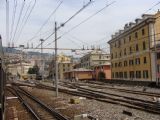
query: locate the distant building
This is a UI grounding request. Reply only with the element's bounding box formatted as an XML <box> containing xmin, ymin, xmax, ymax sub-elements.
<box><xmin>75</xmin><ymin>50</ymin><xmax>110</xmax><ymax>69</ymax></box>
<box><xmin>49</xmin><ymin>53</ymin><xmax>74</xmax><ymax>80</ymax></box>
<box><xmin>7</xmin><ymin>62</ymin><xmax>33</xmax><ymax>76</ymax></box>
<box><xmin>64</xmin><ymin>68</ymin><xmax>93</xmax><ymax>80</ymax></box>
<box><xmin>108</xmin><ymin>11</ymin><xmax>160</xmax><ymax>81</ymax></box>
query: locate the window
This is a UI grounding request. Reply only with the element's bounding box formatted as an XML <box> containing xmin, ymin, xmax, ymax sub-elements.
<box><xmin>115</xmin><ymin>72</ymin><xmax>119</xmax><ymax>78</ymax></box>
<box><xmin>118</xmin><ymin>41</ymin><xmax>121</xmax><ymax>47</ymax></box>
<box><xmin>136</xmin><ymin>44</ymin><xmax>139</xmax><ymax>51</ymax></box>
<box><xmin>143</xmin><ymin>70</ymin><xmax>148</xmax><ymax>78</ymax></box>
<box><xmin>129</xmin><ymin>36</ymin><xmax>131</xmax><ymax>41</ymax></box>
<box><xmin>158</xmin><ymin>65</ymin><xmax>160</xmax><ymax>72</ymax></box>
<box><xmin>143</xmin><ymin>41</ymin><xmax>146</xmax><ymax>50</ymax></box>
<box><xmin>124</xmin><ymin>38</ymin><xmax>126</xmax><ymax>44</ymax></box>
<box><xmin>119</xmin><ymin>51</ymin><xmax>122</xmax><ymax>57</ymax></box>
<box><xmin>135</xmin><ymin>58</ymin><xmax>140</xmax><ymax>65</ymax></box>
<box><xmin>136</xmin><ymin>71</ymin><xmax>141</xmax><ymax>78</ymax></box>
<box><xmin>142</xmin><ymin>29</ymin><xmax>145</xmax><ymax>35</ymax></box>
<box><xmin>118</xmin><ymin>62</ymin><xmax>122</xmax><ymax>67</ymax></box>
<box><xmin>115</xmin><ymin>52</ymin><xmax>117</xmax><ymax>58</ymax></box>
<box><xmin>112</xmin><ymin>72</ymin><xmax>114</xmax><ymax>78</ymax></box>
<box><xmin>144</xmin><ymin>57</ymin><xmax>147</xmax><ymax>64</ymax></box>
<box><xmin>124</xmin><ymin>61</ymin><xmax>128</xmax><ymax>66</ymax></box>
<box><xmin>129</xmin><ymin>60</ymin><xmax>134</xmax><ymax>66</ymax></box>
<box><xmin>115</xmin><ymin>63</ymin><xmax>118</xmax><ymax>67</ymax></box>
<box><xmin>111</xmin><ymin>53</ymin><xmax>113</xmax><ymax>59</ymax></box>
<box><xmin>157</xmin><ymin>53</ymin><xmax>160</xmax><ymax>59</ymax></box>
<box><xmin>111</xmin><ymin>63</ymin><xmax>114</xmax><ymax>68</ymax></box>
<box><xmin>124</xmin><ymin>72</ymin><xmax>127</xmax><ymax>79</ymax></box>
<box><xmin>124</xmin><ymin>48</ymin><xmax>126</xmax><ymax>55</ymax></box>
<box><xmin>135</xmin><ymin>32</ymin><xmax>138</xmax><ymax>38</ymax></box>
<box><xmin>130</xmin><ymin>71</ymin><xmax>134</xmax><ymax>79</ymax></box>
<box><xmin>119</xmin><ymin>72</ymin><xmax>123</xmax><ymax>78</ymax></box>
<box><xmin>130</xmin><ymin>47</ymin><xmax>132</xmax><ymax>54</ymax></box>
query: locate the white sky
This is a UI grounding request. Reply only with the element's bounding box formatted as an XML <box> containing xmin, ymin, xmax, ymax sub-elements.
<box><xmin>0</xmin><ymin>0</ymin><xmax>160</xmax><ymax>56</ymax></box>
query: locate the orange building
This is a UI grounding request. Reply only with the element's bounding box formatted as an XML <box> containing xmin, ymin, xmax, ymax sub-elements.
<box><xmin>94</xmin><ymin>64</ymin><xmax>111</xmax><ymax>80</ymax></box>
<box><xmin>64</xmin><ymin>68</ymin><xmax>93</xmax><ymax>80</ymax></box>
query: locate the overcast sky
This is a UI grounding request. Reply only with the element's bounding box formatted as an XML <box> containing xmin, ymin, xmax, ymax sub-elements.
<box><xmin>0</xmin><ymin>0</ymin><xmax>160</xmax><ymax>55</ymax></box>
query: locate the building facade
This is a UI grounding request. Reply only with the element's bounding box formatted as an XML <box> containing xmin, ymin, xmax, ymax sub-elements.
<box><xmin>77</xmin><ymin>50</ymin><xmax>110</xmax><ymax>69</ymax></box>
<box><xmin>49</xmin><ymin>54</ymin><xmax>73</xmax><ymax>80</ymax></box>
<box><xmin>94</xmin><ymin>64</ymin><xmax>111</xmax><ymax>80</ymax></box>
<box><xmin>108</xmin><ymin>11</ymin><xmax>160</xmax><ymax>81</ymax></box>
<box><xmin>64</xmin><ymin>68</ymin><xmax>93</xmax><ymax>80</ymax></box>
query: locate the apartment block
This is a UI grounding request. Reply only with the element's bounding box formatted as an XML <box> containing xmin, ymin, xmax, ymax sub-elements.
<box><xmin>108</xmin><ymin>11</ymin><xmax>160</xmax><ymax>81</ymax></box>
<box><xmin>77</xmin><ymin>50</ymin><xmax>110</xmax><ymax>69</ymax></box>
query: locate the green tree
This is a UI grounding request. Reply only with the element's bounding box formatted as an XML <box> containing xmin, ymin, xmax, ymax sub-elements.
<box><xmin>28</xmin><ymin>68</ymin><xmax>34</xmax><ymax>74</ymax></box>
<box><xmin>28</xmin><ymin>65</ymin><xmax>39</xmax><ymax>75</ymax></box>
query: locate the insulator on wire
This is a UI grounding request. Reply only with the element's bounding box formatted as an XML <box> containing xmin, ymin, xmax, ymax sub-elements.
<box><xmin>8</xmin><ymin>42</ymin><xmax>10</xmax><ymax>48</ymax></box>
<box><xmin>82</xmin><ymin>45</ymin><xmax>85</xmax><ymax>50</ymax></box>
<box><xmin>99</xmin><ymin>46</ymin><xmax>101</xmax><ymax>50</ymax></box>
<box><xmin>91</xmin><ymin>45</ymin><xmax>94</xmax><ymax>50</ymax></box>
<box><xmin>12</xmin><ymin>42</ymin><xmax>14</xmax><ymax>48</ymax></box>
<box><xmin>27</xmin><ymin>43</ymin><xmax>29</xmax><ymax>48</ymax></box>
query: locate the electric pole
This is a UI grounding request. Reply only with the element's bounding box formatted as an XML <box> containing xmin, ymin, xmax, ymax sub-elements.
<box><xmin>55</xmin><ymin>22</ymin><xmax>58</xmax><ymax>97</ymax></box>
<box><xmin>40</xmin><ymin>39</ymin><xmax>44</xmax><ymax>81</ymax></box>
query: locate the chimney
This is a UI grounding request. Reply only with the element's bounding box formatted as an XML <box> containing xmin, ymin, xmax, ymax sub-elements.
<box><xmin>111</xmin><ymin>34</ymin><xmax>116</xmax><ymax>39</ymax></box>
<box><xmin>124</xmin><ymin>23</ymin><xmax>129</xmax><ymax>30</ymax></box>
<box><xmin>115</xmin><ymin>32</ymin><xmax>120</xmax><ymax>37</ymax></box>
<box><xmin>135</xmin><ymin>18</ymin><xmax>142</xmax><ymax>24</ymax></box>
<box><xmin>142</xmin><ymin>14</ymin><xmax>153</xmax><ymax>19</ymax></box>
<box><xmin>119</xmin><ymin>30</ymin><xmax>124</xmax><ymax>34</ymax></box>
<box><xmin>129</xmin><ymin>22</ymin><xmax>136</xmax><ymax>27</ymax></box>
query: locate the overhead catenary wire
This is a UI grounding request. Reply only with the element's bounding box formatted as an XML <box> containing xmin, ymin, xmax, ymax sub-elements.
<box><xmin>10</xmin><ymin>0</ymin><xmax>17</xmax><ymax>44</ymax></box>
<box><xmin>34</xmin><ymin>0</ymin><xmax>93</xmax><ymax>49</ymax></box>
<box><xmin>59</xmin><ymin>1</ymin><xmax>116</xmax><ymax>39</ymax></box>
<box><xmin>16</xmin><ymin>0</ymin><xmax>36</xmax><ymax>43</ymax></box>
<box><xmin>60</xmin><ymin>0</ymin><xmax>94</xmax><ymax>27</ymax></box>
<box><xmin>25</xmin><ymin>1</ymin><xmax>63</xmax><ymax>44</ymax></box>
<box><xmin>6</xmin><ymin>0</ymin><xmax>9</xmax><ymax>46</ymax></box>
<box><xmin>144</xmin><ymin>1</ymin><xmax>160</xmax><ymax>14</ymax></box>
<box><xmin>12</xmin><ymin>0</ymin><xmax>26</xmax><ymax>43</ymax></box>
<box><xmin>37</xmin><ymin>1</ymin><xmax>115</xmax><ymax>49</ymax></box>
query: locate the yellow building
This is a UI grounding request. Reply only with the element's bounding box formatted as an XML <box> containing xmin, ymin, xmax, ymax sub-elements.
<box><xmin>108</xmin><ymin>11</ymin><xmax>160</xmax><ymax>81</ymax></box>
<box><xmin>49</xmin><ymin>53</ymin><xmax>73</xmax><ymax>80</ymax></box>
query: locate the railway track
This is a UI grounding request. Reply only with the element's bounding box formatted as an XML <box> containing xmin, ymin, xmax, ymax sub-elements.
<box><xmin>7</xmin><ymin>86</ymin><xmax>69</xmax><ymax>120</ymax></box>
<box><xmin>35</xmin><ymin>82</ymin><xmax>160</xmax><ymax>115</ymax></box>
<box><xmin>71</xmin><ymin>81</ymin><xmax>160</xmax><ymax>98</ymax></box>
<box><xmin>6</xmin><ymin>89</ymin><xmax>34</xmax><ymax>120</ymax></box>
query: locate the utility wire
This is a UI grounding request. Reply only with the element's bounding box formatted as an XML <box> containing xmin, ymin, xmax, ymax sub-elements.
<box><xmin>59</xmin><ymin>1</ymin><xmax>116</xmax><ymax>39</ymax></box>
<box><xmin>10</xmin><ymin>0</ymin><xmax>17</xmax><ymax>43</ymax></box>
<box><xmin>60</xmin><ymin>0</ymin><xmax>94</xmax><ymax>27</ymax></box>
<box><xmin>16</xmin><ymin>0</ymin><xmax>36</xmax><ymax>43</ymax></box>
<box><xmin>12</xmin><ymin>0</ymin><xmax>26</xmax><ymax>42</ymax></box>
<box><xmin>34</xmin><ymin>0</ymin><xmax>93</xmax><ymax>49</ymax></box>
<box><xmin>43</xmin><ymin>1</ymin><xmax>115</xmax><ymax>48</ymax></box>
<box><xmin>26</xmin><ymin>1</ymin><xmax>63</xmax><ymax>43</ymax></box>
<box><xmin>144</xmin><ymin>1</ymin><xmax>160</xmax><ymax>14</ymax></box>
<box><xmin>6</xmin><ymin>0</ymin><xmax>9</xmax><ymax>46</ymax></box>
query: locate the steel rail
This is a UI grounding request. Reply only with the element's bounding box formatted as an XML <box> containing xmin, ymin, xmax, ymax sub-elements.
<box><xmin>7</xmin><ymin>88</ymin><xmax>41</xmax><ymax>120</ymax></box>
<box><xmin>36</xmin><ymin>83</ymin><xmax>160</xmax><ymax>115</ymax></box>
<box><xmin>16</xmin><ymin>86</ymin><xmax>69</xmax><ymax>120</ymax></box>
